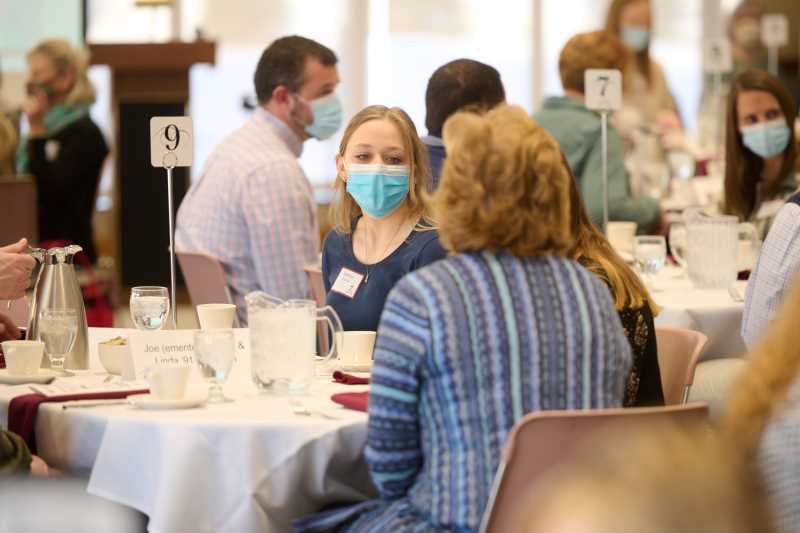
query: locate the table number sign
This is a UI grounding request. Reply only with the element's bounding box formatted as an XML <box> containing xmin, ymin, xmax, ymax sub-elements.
<box><xmin>149</xmin><ymin>116</ymin><xmax>194</xmax><ymax>330</ymax></box>
<box><xmin>703</xmin><ymin>39</ymin><xmax>732</xmax><ymax>74</ymax></box>
<box><xmin>584</xmin><ymin>69</ymin><xmax>622</xmax><ymax>112</ymax></box>
<box><xmin>150</xmin><ymin>117</ymin><xmax>193</xmax><ymax>168</ymax></box>
<box><xmin>584</xmin><ymin>69</ymin><xmax>622</xmax><ymax>234</ymax></box>
<box><xmin>126</xmin><ymin>329</ymin><xmax>251</xmax><ymax>384</ymax></box>
<box><xmin>761</xmin><ymin>13</ymin><xmax>788</xmax><ymax>75</ymax></box>
<box><xmin>761</xmin><ymin>14</ymin><xmax>789</xmax><ymax>48</ymax></box>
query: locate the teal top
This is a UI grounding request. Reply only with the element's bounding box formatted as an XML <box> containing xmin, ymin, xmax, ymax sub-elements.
<box><xmin>534</xmin><ymin>96</ymin><xmax>660</xmax><ymax>231</ymax></box>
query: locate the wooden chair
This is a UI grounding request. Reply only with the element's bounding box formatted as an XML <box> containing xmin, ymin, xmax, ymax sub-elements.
<box><xmin>479</xmin><ymin>403</ymin><xmax>709</xmax><ymax>533</ymax></box>
<box><xmin>0</xmin><ymin>176</ymin><xmax>38</xmax><ymax>246</ymax></box>
<box><xmin>655</xmin><ymin>326</ymin><xmax>708</xmax><ymax>404</ymax></box>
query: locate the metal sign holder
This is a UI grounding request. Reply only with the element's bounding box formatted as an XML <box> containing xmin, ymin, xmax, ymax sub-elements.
<box><xmin>163</xmin><ymin>153</ymin><xmax>178</xmax><ymax>330</ymax></box>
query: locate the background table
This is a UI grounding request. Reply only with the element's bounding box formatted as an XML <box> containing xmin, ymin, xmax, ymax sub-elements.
<box><xmin>0</xmin><ymin>328</ymin><xmax>375</xmax><ymax>533</ymax></box>
<box><xmin>651</xmin><ymin>266</ymin><xmax>746</xmax><ymax>359</ymax></box>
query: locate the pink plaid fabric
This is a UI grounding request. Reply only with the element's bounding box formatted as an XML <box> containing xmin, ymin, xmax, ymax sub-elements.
<box><xmin>176</xmin><ymin>108</ymin><xmax>319</xmax><ymax>322</ymax></box>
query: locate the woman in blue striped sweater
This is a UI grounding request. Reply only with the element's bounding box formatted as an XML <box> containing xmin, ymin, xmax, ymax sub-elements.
<box><xmin>295</xmin><ymin>105</ymin><xmax>632</xmax><ymax>532</ymax></box>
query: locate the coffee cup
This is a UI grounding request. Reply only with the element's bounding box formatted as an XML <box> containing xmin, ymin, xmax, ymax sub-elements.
<box><xmin>606</xmin><ymin>221</ymin><xmax>637</xmax><ymax>254</ymax></box>
<box><xmin>335</xmin><ymin>331</ymin><xmax>376</xmax><ymax>367</ymax></box>
<box><xmin>2</xmin><ymin>340</ymin><xmax>43</xmax><ymax>376</ymax></box>
<box><xmin>147</xmin><ymin>366</ymin><xmax>190</xmax><ymax>400</ymax></box>
<box><xmin>196</xmin><ymin>304</ymin><xmax>236</xmax><ymax>330</ymax></box>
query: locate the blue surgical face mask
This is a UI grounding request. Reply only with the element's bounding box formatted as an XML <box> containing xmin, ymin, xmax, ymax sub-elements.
<box><xmin>346</xmin><ymin>164</ymin><xmax>410</xmax><ymax>219</ymax></box>
<box><xmin>621</xmin><ymin>25</ymin><xmax>650</xmax><ymax>52</ymax></box>
<box><xmin>740</xmin><ymin>120</ymin><xmax>791</xmax><ymax>159</ymax></box>
<box><xmin>295</xmin><ymin>93</ymin><xmax>343</xmax><ymax>140</ymax></box>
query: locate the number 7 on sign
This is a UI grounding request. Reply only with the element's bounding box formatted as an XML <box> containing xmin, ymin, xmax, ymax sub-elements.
<box><xmin>584</xmin><ymin>69</ymin><xmax>622</xmax><ymax>112</ymax></box>
<box><xmin>150</xmin><ymin>117</ymin><xmax>193</xmax><ymax>169</ymax></box>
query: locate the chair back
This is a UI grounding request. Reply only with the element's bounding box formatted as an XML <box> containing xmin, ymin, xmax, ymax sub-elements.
<box><xmin>656</xmin><ymin>326</ymin><xmax>708</xmax><ymax>404</ymax></box>
<box><xmin>176</xmin><ymin>251</ymin><xmax>234</xmax><ymax>306</ymax></box>
<box><xmin>304</xmin><ymin>264</ymin><xmax>330</xmax><ymax>354</ymax></box>
<box><xmin>1</xmin><ymin>297</ymin><xmax>30</xmax><ymax>328</ymax></box>
<box><xmin>480</xmin><ymin>403</ymin><xmax>709</xmax><ymax>533</ymax></box>
<box><xmin>304</xmin><ymin>265</ymin><xmax>326</xmax><ymax>307</ymax></box>
<box><xmin>0</xmin><ymin>176</ymin><xmax>38</xmax><ymax>246</ymax></box>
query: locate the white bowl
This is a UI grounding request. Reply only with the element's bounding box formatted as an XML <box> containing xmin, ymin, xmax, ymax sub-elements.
<box><xmin>98</xmin><ymin>342</ymin><xmax>129</xmax><ymax>375</ymax></box>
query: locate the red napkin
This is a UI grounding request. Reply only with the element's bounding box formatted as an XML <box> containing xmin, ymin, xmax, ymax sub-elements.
<box><xmin>332</xmin><ymin>370</ymin><xmax>370</xmax><ymax>385</ymax></box>
<box><xmin>8</xmin><ymin>389</ymin><xmax>148</xmax><ymax>453</ymax></box>
<box><xmin>331</xmin><ymin>391</ymin><xmax>369</xmax><ymax>412</ymax></box>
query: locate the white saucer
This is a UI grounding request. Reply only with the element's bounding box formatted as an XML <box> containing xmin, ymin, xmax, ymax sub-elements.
<box><xmin>128</xmin><ymin>393</ymin><xmax>207</xmax><ymax>410</ymax></box>
<box><xmin>0</xmin><ymin>369</ymin><xmax>58</xmax><ymax>385</ymax></box>
<box><xmin>337</xmin><ymin>363</ymin><xmax>372</xmax><ymax>373</ymax></box>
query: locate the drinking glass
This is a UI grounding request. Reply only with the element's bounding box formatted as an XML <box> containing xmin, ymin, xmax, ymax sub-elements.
<box><xmin>38</xmin><ymin>308</ymin><xmax>78</xmax><ymax>374</ymax></box>
<box><xmin>634</xmin><ymin>235</ymin><xmax>667</xmax><ymax>290</ymax></box>
<box><xmin>193</xmin><ymin>329</ymin><xmax>235</xmax><ymax>403</ymax></box>
<box><xmin>130</xmin><ymin>286</ymin><xmax>169</xmax><ymax>330</ymax></box>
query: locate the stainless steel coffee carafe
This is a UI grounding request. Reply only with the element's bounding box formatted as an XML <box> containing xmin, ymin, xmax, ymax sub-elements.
<box><xmin>27</xmin><ymin>245</ymin><xmax>89</xmax><ymax>369</ymax></box>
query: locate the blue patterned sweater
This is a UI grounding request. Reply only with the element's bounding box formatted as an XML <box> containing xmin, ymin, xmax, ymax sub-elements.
<box><xmin>296</xmin><ymin>252</ymin><xmax>632</xmax><ymax>532</ymax></box>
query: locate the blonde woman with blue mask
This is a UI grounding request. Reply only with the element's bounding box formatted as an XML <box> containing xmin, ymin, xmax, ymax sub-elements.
<box><xmin>322</xmin><ymin>105</ymin><xmax>445</xmax><ymax>332</ymax></box>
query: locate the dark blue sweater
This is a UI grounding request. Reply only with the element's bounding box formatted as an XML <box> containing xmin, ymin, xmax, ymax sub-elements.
<box><xmin>322</xmin><ymin>226</ymin><xmax>446</xmax><ymax>331</ymax></box>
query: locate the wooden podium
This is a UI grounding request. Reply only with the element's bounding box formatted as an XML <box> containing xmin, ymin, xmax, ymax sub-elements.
<box><xmin>89</xmin><ymin>42</ymin><xmax>215</xmax><ymax>287</ymax></box>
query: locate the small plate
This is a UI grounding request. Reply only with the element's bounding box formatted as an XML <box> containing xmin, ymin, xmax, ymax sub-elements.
<box><xmin>0</xmin><ymin>369</ymin><xmax>58</xmax><ymax>385</ymax></box>
<box><xmin>128</xmin><ymin>393</ymin><xmax>207</xmax><ymax>410</ymax></box>
<box><xmin>337</xmin><ymin>363</ymin><xmax>372</xmax><ymax>373</ymax></box>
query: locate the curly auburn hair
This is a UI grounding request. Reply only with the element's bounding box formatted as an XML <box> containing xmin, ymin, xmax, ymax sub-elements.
<box><xmin>559</xmin><ymin>30</ymin><xmax>631</xmax><ymax>94</ymax></box>
<box><xmin>433</xmin><ymin>105</ymin><xmax>573</xmax><ymax>257</ymax></box>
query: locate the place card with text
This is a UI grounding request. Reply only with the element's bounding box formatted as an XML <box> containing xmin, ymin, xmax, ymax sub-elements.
<box><xmin>127</xmin><ymin>329</ymin><xmax>251</xmax><ymax>384</ymax></box>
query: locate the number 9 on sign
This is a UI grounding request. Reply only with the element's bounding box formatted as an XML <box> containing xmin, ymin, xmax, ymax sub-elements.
<box><xmin>150</xmin><ymin>116</ymin><xmax>193</xmax><ymax>168</ymax></box>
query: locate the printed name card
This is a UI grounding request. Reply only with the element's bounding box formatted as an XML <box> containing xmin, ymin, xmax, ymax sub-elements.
<box><xmin>127</xmin><ymin>329</ymin><xmax>251</xmax><ymax>384</ymax></box>
<box><xmin>584</xmin><ymin>69</ymin><xmax>622</xmax><ymax>112</ymax></box>
<box><xmin>704</xmin><ymin>39</ymin><xmax>732</xmax><ymax>74</ymax></box>
<box><xmin>150</xmin><ymin>116</ymin><xmax>194</xmax><ymax>168</ymax></box>
<box><xmin>761</xmin><ymin>14</ymin><xmax>789</xmax><ymax>48</ymax></box>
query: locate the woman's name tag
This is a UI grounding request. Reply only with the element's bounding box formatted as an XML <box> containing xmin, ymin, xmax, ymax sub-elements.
<box><xmin>331</xmin><ymin>267</ymin><xmax>365</xmax><ymax>299</ymax></box>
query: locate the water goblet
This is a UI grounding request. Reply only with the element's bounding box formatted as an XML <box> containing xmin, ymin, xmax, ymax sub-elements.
<box><xmin>38</xmin><ymin>308</ymin><xmax>78</xmax><ymax>375</ymax></box>
<box><xmin>130</xmin><ymin>286</ymin><xmax>169</xmax><ymax>330</ymax></box>
<box><xmin>634</xmin><ymin>235</ymin><xmax>667</xmax><ymax>290</ymax></box>
<box><xmin>193</xmin><ymin>329</ymin><xmax>235</xmax><ymax>403</ymax></box>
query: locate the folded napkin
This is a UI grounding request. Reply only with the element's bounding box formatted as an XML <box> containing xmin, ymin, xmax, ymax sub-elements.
<box><xmin>331</xmin><ymin>391</ymin><xmax>369</xmax><ymax>412</ymax></box>
<box><xmin>332</xmin><ymin>370</ymin><xmax>370</xmax><ymax>385</ymax></box>
<box><xmin>8</xmin><ymin>389</ymin><xmax>148</xmax><ymax>453</ymax></box>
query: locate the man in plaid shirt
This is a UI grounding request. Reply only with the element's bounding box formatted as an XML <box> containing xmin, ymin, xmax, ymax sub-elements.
<box><xmin>177</xmin><ymin>36</ymin><xmax>342</xmax><ymax>323</ymax></box>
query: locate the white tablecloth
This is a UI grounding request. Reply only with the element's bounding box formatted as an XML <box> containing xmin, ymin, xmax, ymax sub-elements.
<box><xmin>651</xmin><ymin>266</ymin><xmax>746</xmax><ymax>358</ymax></box>
<box><xmin>0</xmin><ymin>328</ymin><xmax>375</xmax><ymax>533</ymax></box>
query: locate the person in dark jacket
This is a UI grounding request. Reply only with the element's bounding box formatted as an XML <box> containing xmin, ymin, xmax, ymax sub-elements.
<box><xmin>422</xmin><ymin>58</ymin><xmax>505</xmax><ymax>190</ymax></box>
<box><xmin>18</xmin><ymin>39</ymin><xmax>108</xmax><ymax>262</ymax></box>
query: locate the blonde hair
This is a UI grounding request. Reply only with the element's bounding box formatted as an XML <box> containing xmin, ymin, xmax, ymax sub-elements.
<box><xmin>522</xmin><ymin>421</ymin><xmax>771</xmax><ymax>533</ymax></box>
<box><xmin>434</xmin><ymin>105</ymin><xmax>573</xmax><ymax>257</ymax></box>
<box><xmin>559</xmin><ymin>30</ymin><xmax>630</xmax><ymax>94</ymax></box>
<box><xmin>605</xmin><ymin>0</ymin><xmax>653</xmax><ymax>82</ymax></box>
<box><xmin>723</xmin><ymin>273</ymin><xmax>800</xmax><ymax>455</ymax></box>
<box><xmin>563</xmin><ymin>160</ymin><xmax>658</xmax><ymax>314</ymax></box>
<box><xmin>331</xmin><ymin>105</ymin><xmax>431</xmax><ymax>234</ymax></box>
<box><xmin>28</xmin><ymin>39</ymin><xmax>95</xmax><ymax>106</ymax></box>
<box><xmin>0</xmin><ymin>114</ymin><xmax>17</xmax><ymax>175</ymax></box>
